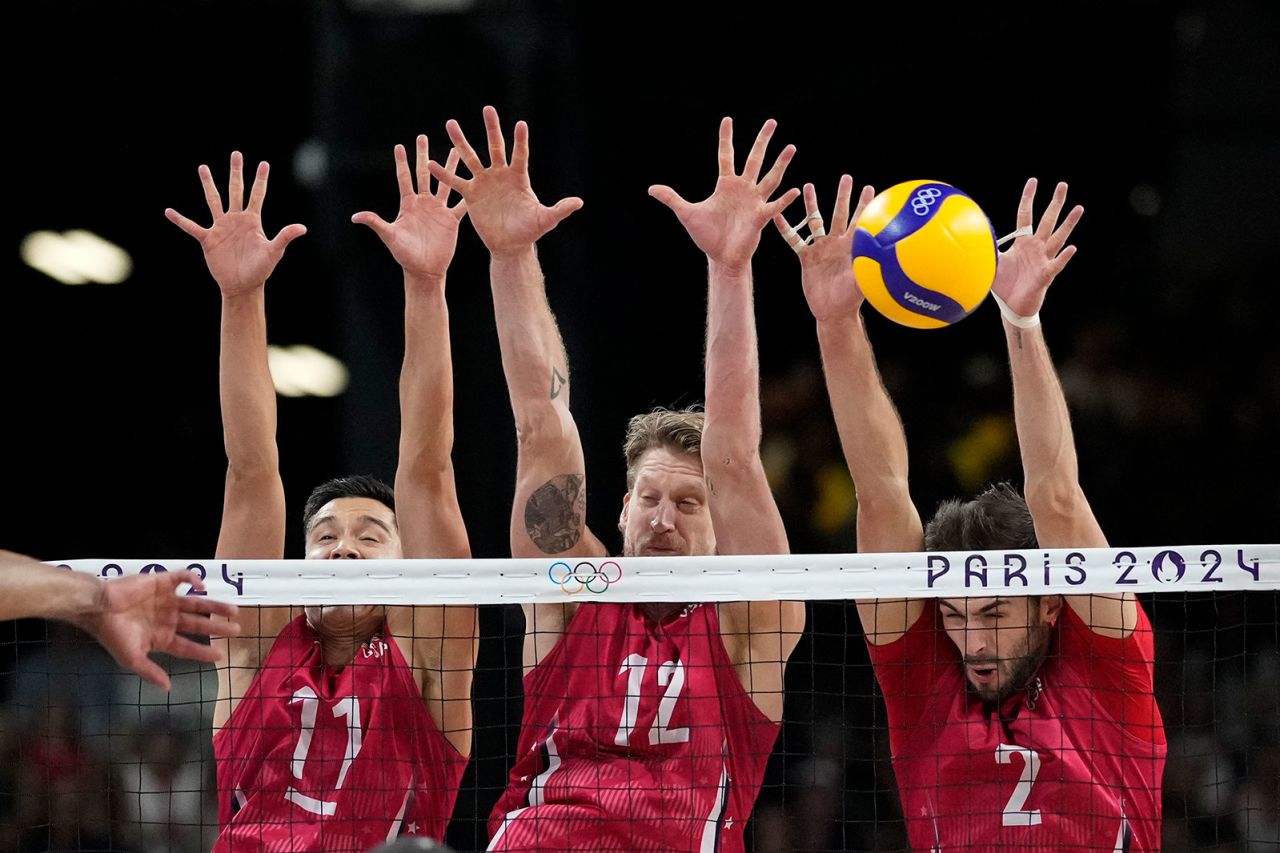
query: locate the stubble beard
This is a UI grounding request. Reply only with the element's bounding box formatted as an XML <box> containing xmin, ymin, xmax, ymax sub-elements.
<box><xmin>969</xmin><ymin>621</ymin><xmax>1054</xmax><ymax>705</ymax></box>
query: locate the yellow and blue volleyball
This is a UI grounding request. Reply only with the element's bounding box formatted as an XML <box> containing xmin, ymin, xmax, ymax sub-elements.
<box><xmin>852</xmin><ymin>180</ymin><xmax>997</xmax><ymax>329</ymax></box>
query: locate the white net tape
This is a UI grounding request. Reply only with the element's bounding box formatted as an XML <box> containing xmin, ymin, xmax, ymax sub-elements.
<box><xmin>54</xmin><ymin>544</ymin><xmax>1280</xmax><ymax>603</ymax></box>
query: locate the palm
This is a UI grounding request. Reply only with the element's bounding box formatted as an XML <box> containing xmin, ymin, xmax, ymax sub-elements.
<box><xmin>428</xmin><ymin>109</ymin><xmax>583</xmax><ymax>256</ymax></box>
<box><xmin>378</xmin><ymin>195</ymin><xmax>461</xmax><ymax>278</ymax></box>
<box><xmin>650</xmin><ymin>117</ymin><xmax>798</xmax><ymax>271</ymax></box>
<box><xmin>165</xmin><ymin>153</ymin><xmax>306</xmax><ymax>296</ymax></box>
<box><xmin>353</xmin><ymin>136</ymin><xmax>467</xmax><ymax>280</ymax></box>
<box><xmin>991</xmin><ymin>178</ymin><xmax>1083</xmax><ymax>317</ymax></box>
<box><xmin>465</xmin><ymin>171</ymin><xmax>560</xmax><ymax>253</ymax></box>
<box><xmin>673</xmin><ymin>177</ymin><xmax>775</xmax><ymax>267</ymax></box>
<box><xmin>200</xmin><ymin>213</ymin><xmax>284</xmax><ymax>296</ymax></box>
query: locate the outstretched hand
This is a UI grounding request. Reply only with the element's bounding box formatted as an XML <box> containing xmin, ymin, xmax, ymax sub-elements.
<box><xmin>428</xmin><ymin>106</ymin><xmax>582</xmax><ymax>256</ymax></box>
<box><xmin>992</xmin><ymin>178</ymin><xmax>1083</xmax><ymax>317</ymax></box>
<box><xmin>77</xmin><ymin>570</ymin><xmax>241</xmax><ymax>690</ymax></box>
<box><xmin>649</xmin><ymin>117</ymin><xmax>800</xmax><ymax>273</ymax></box>
<box><xmin>165</xmin><ymin>152</ymin><xmax>307</xmax><ymax>297</ymax></box>
<box><xmin>352</xmin><ymin>135</ymin><xmax>467</xmax><ymax>281</ymax></box>
<box><xmin>774</xmin><ymin>176</ymin><xmax>875</xmax><ymax>323</ymax></box>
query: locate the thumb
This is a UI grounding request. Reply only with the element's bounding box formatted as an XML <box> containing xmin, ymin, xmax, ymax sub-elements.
<box><xmin>270</xmin><ymin>223</ymin><xmax>308</xmax><ymax>250</ymax></box>
<box><xmin>766</xmin><ymin>187</ymin><xmax>802</xmax><ymax>219</ymax></box>
<box><xmin>164</xmin><ymin>208</ymin><xmax>206</xmax><ymax>241</ymax></box>
<box><xmin>648</xmin><ymin>185</ymin><xmax>689</xmax><ymax>213</ymax></box>
<box><xmin>350</xmin><ymin>211</ymin><xmax>391</xmax><ymax>237</ymax></box>
<box><xmin>128</xmin><ymin>653</ymin><xmax>171</xmax><ymax>691</ymax></box>
<box><xmin>547</xmin><ymin>196</ymin><xmax>584</xmax><ymax>226</ymax></box>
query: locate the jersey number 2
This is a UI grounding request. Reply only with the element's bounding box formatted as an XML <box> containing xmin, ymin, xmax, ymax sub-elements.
<box><xmin>614</xmin><ymin>654</ymin><xmax>691</xmax><ymax>746</ymax></box>
<box><xmin>996</xmin><ymin>743</ymin><xmax>1042</xmax><ymax>826</ymax></box>
<box><xmin>286</xmin><ymin>687</ymin><xmax>365</xmax><ymax>816</ymax></box>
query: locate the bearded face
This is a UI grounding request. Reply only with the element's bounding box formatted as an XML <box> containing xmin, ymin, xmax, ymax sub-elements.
<box><xmin>938</xmin><ymin>596</ymin><xmax>1060</xmax><ymax>704</ymax></box>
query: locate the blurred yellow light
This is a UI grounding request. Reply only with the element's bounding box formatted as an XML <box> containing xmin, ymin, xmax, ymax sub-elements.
<box><xmin>267</xmin><ymin>345</ymin><xmax>349</xmax><ymax>398</ymax></box>
<box><xmin>21</xmin><ymin>230</ymin><xmax>132</xmax><ymax>285</ymax></box>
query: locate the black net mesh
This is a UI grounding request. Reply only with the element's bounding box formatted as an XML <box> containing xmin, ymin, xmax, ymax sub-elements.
<box><xmin>3</xmin><ymin>588</ymin><xmax>1277</xmax><ymax>852</ymax></box>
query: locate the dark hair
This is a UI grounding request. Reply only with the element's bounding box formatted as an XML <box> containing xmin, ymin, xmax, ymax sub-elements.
<box><xmin>623</xmin><ymin>407</ymin><xmax>705</xmax><ymax>490</ymax></box>
<box><xmin>302</xmin><ymin>475</ymin><xmax>396</xmax><ymax>532</ymax></box>
<box><xmin>924</xmin><ymin>482</ymin><xmax>1038</xmax><ymax>551</ymax></box>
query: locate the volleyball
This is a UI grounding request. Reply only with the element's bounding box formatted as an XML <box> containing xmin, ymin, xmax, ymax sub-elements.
<box><xmin>852</xmin><ymin>180</ymin><xmax>997</xmax><ymax>329</ymax></box>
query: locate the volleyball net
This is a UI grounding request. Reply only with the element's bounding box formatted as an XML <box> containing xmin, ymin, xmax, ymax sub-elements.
<box><xmin>2</xmin><ymin>545</ymin><xmax>1277</xmax><ymax>852</ymax></box>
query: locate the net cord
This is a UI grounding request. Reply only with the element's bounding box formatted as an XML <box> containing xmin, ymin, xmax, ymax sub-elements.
<box><xmin>50</xmin><ymin>543</ymin><xmax>1280</xmax><ymax>604</ymax></box>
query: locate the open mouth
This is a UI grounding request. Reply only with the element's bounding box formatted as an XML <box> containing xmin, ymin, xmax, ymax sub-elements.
<box><xmin>967</xmin><ymin>664</ymin><xmax>998</xmax><ymax>684</ymax></box>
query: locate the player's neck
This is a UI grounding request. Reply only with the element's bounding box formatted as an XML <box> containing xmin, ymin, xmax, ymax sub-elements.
<box><xmin>639</xmin><ymin>602</ymin><xmax>689</xmax><ymax>624</ymax></box>
<box><xmin>315</xmin><ymin>636</ymin><xmax>366</xmax><ymax>668</ymax></box>
<box><xmin>308</xmin><ymin>617</ymin><xmax>385</xmax><ymax>668</ymax></box>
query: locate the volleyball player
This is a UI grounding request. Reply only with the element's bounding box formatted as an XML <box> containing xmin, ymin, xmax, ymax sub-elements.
<box><xmin>0</xmin><ymin>549</ymin><xmax>239</xmax><ymax>689</ymax></box>
<box><xmin>782</xmin><ymin>176</ymin><xmax>1166</xmax><ymax>849</ymax></box>
<box><xmin>165</xmin><ymin>143</ymin><xmax>477</xmax><ymax>851</ymax></box>
<box><xmin>427</xmin><ymin>107</ymin><xmax>805</xmax><ymax>851</ymax></box>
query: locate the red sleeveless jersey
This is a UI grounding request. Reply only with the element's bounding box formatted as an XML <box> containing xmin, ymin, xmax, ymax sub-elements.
<box><xmin>868</xmin><ymin>602</ymin><xmax>1167</xmax><ymax>852</ymax></box>
<box><xmin>213</xmin><ymin>616</ymin><xmax>468</xmax><ymax>852</ymax></box>
<box><xmin>488</xmin><ymin>602</ymin><xmax>780</xmax><ymax>852</ymax></box>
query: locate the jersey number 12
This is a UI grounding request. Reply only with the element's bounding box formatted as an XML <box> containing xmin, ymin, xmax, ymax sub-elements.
<box><xmin>614</xmin><ymin>654</ymin><xmax>691</xmax><ymax>746</ymax></box>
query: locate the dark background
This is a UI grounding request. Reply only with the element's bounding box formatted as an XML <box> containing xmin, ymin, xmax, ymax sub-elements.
<box><xmin>3</xmin><ymin>1</ymin><xmax>1278</xmax><ymax>851</ymax></box>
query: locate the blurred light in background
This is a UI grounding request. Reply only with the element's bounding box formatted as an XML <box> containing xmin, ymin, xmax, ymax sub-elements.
<box><xmin>1130</xmin><ymin>184</ymin><xmax>1163</xmax><ymax>217</ymax></box>
<box><xmin>21</xmin><ymin>229</ymin><xmax>133</xmax><ymax>285</ymax></box>
<box><xmin>267</xmin><ymin>344</ymin><xmax>350</xmax><ymax>398</ymax></box>
<box><xmin>293</xmin><ymin>138</ymin><xmax>329</xmax><ymax>189</ymax></box>
<box><xmin>348</xmin><ymin>0</ymin><xmax>476</xmax><ymax>12</ymax></box>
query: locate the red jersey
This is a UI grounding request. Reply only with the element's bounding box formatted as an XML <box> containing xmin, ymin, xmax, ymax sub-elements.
<box><xmin>868</xmin><ymin>602</ymin><xmax>1166</xmax><ymax>852</ymax></box>
<box><xmin>488</xmin><ymin>603</ymin><xmax>780</xmax><ymax>852</ymax></box>
<box><xmin>213</xmin><ymin>616</ymin><xmax>468</xmax><ymax>852</ymax></box>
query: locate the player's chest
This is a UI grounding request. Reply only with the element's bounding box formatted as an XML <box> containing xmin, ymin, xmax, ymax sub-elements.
<box><xmin>259</xmin><ymin>639</ymin><xmax>414</xmax><ymax>758</ymax></box>
<box><xmin>557</xmin><ymin>621</ymin><xmax>725</xmax><ymax>753</ymax></box>
<box><xmin>918</xmin><ymin>690</ymin><xmax>1101</xmax><ymax>814</ymax></box>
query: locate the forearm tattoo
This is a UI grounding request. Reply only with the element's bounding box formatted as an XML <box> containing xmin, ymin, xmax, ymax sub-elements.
<box><xmin>550</xmin><ymin>367</ymin><xmax>567</xmax><ymax>400</ymax></box>
<box><xmin>524</xmin><ymin>474</ymin><xmax>586</xmax><ymax>554</ymax></box>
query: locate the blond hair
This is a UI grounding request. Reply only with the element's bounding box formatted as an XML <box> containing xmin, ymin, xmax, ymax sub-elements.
<box><xmin>622</xmin><ymin>407</ymin><xmax>704</xmax><ymax>489</ymax></box>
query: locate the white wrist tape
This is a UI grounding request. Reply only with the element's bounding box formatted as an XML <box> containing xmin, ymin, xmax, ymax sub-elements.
<box><xmin>991</xmin><ymin>291</ymin><xmax>1041</xmax><ymax>328</ymax></box>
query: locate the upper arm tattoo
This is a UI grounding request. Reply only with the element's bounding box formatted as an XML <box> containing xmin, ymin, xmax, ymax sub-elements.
<box><xmin>550</xmin><ymin>367</ymin><xmax>567</xmax><ymax>400</ymax></box>
<box><xmin>523</xmin><ymin>474</ymin><xmax>586</xmax><ymax>554</ymax></box>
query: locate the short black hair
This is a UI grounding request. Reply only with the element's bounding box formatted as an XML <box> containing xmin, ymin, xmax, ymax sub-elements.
<box><xmin>302</xmin><ymin>475</ymin><xmax>396</xmax><ymax>532</ymax></box>
<box><xmin>924</xmin><ymin>482</ymin><xmax>1038</xmax><ymax>551</ymax></box>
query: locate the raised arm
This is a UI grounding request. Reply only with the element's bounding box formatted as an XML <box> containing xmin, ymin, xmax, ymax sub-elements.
<box><xmin>0</xmin><ymin>551</ymin><xmax>239</xmax><ymax>689</ymax></box>
<box><xmin>167</xmin><ymin>153</ymin><xmax>302</xmax><ymax>561</ymax></box>
<box><xmin>775</xmin><ymin>177</ymin><xmax>925</xmax><ymax>644</ymax></box>
<box><xmin>650</xmin><ymin>118</ymin><xmax>805</xmax><ymax>718</ymax></box>
<box><xmin>431</xmin><ymin>107</ymin><xmax>604</xmax><ymax>667</ymax></box>
<box><xmin>649</xmin><ymin>117</ymin><xmax>798</xmax><ymax>553</ymax></box>
<box><xmin>353</xmin><ymin>135</ymin><xmax>476</xmax><ymax>753</ymax></box>
<box><xmin>354</xmin><ymin>136</ymin><xmax>471</xmax><ymax>559</ymax></box>
<box><xmin>166</xmin><ymin>152</ymin><xmax>304</xmax><ymax>727</ymax></box>
<box><xmin>993</xmin><ymin>179</ymin><xmax>1133</xmax><ymax>635</ymax></box>
<box><xmin>433</xmin><ymin>108</ymin><xmax>601</xmax><ymax>561</ymax></box>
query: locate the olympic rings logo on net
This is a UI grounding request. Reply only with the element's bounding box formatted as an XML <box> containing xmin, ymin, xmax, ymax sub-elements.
<box><xmin>548</xmin><ymin>560</ymin><xmax>623</xmax><ymax>595</ymax></box>
<box><xmin>911</xmin><ymin>186</ymin><xmax>943</xmax><ymax>216</ymax></box>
